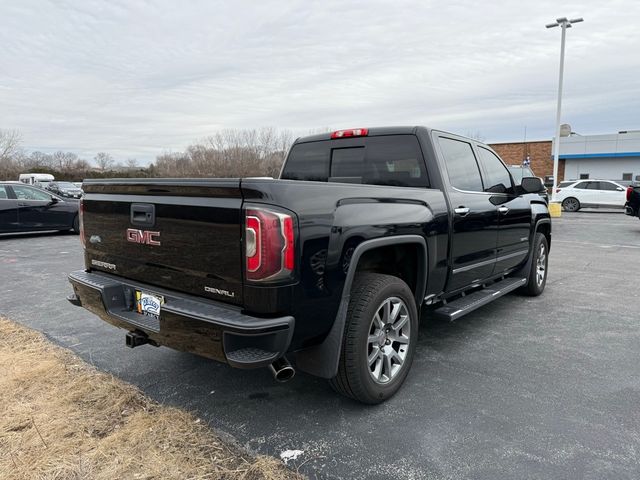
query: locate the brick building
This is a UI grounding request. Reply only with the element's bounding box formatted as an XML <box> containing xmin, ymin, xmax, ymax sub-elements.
<box><xmin>489</xmin><ymin>140</ymin><xmax>563</xmax><ymax>182</ymax></box>
<box><xmin>490</xmin><ymin>130</ymin><xmax>640</xmax><ymax>185</ymax></box>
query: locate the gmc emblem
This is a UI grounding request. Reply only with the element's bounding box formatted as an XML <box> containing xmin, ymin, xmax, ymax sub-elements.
<box><xmin>126</xmin><ymin>228</ymin><xmax>161</xmax><ymax>246</ymax></box>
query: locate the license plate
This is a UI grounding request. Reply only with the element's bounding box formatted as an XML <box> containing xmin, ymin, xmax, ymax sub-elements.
<box><xmin>135</xmin><ymin>291</ymin><xmax>164</xmax><ymax>318</ymax></box>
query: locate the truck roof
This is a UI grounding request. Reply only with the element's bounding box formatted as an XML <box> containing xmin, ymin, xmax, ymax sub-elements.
<box><xmin>295</xmin><ymin>126</ymin><xmax>437</xmax><ymax>144</ymax></box>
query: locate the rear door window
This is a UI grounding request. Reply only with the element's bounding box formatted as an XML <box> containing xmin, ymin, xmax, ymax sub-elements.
<box><xmin>282</xmin><ymin>135</ymin><xmax>429</xmax><ymax>187</ymax></box>
<box><xmin>438</xmin><ymin>137</ymin><xmax>483</xmax><ymax>192</ymax></box>
<box><xmin>0</xmin><ymin>186</ymin><xmax>8</xmax><ymax>199</ymax></box>
<box><xmin>574</xmin><ymin>182</ymin><xmax>589</xmax><ymax>189</ymax></box>
<box><xmin>11</xmin><ymin>185</ymin><xmax>52</xmax><ymax>201</ymax></box>
<box><xmin>599</xmin><ymin>181</ymin><xmax>618</xmax><ymax>191</ymax></box>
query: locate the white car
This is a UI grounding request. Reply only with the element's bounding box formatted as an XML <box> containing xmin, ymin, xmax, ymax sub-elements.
<box><xmin>555</xmin><ymin>179</ymin><xmax>627</xmax><ymax>211</ymax></box>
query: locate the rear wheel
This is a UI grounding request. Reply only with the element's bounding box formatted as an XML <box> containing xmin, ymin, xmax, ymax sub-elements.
<box><xmin>329</xmin><ymin>273</ymin><xmax>418</xmax><ymax>404</ymax></box>
<box><xmin>562</xmin><ymin>197</ymin><xmax>580</xmax><ymax>212</ymax></box>
<box><xmin>72</xmin><ymin>214</ymin><xmax>79</xmax><ymax>234</ymax></box>
<box><xmin>522</xmin><ymin>232</ymin><xmax>548</xmax><ymax>296</ymax></box>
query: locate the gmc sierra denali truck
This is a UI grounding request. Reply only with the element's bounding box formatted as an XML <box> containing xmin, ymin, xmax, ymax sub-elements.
<box><xmin>67</xmin><ymin>127</ymin><xmax>551</xmax><ymax>404</ymax></box>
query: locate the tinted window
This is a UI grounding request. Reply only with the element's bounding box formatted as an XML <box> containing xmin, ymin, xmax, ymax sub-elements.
<box><xmin>12</xmin><ymin>185</ymin><xmax>52</xmax><ymax>201</ymax></box>
<box><xmin>283</xmin><ymin>135</ymin><xmax>429</xmax><ymax>187</ymax></box>
<box><xmin>574</xmin><ymin>182</ymin><xmax>589</xmax><ymax>189</ymax></box>
<box><xmin>477</xmin><ymin>147</ymin><xmax>513</xmax><ymax>193</ymax></box>
<box><xmin>331</xmin><ymin>147</ymin><xmax>365</xmax><ymax>177</ymax></box>
<box><xmin>586</xmin><ymin>182</ymin><xmax>601</xmax><ymax>190</ymax></box>
<box><xmin>438</xmin><ymin>137</ymin><xmax>483</xmax><ymax>192</ymax></box>
<box><xmin>599</xmin><ymin>181</ymin><xmax>619</xmax><ymax>191</ymax></box>
<box><xmin>0</xmin><ymin>186</ymin><xmax>8</xmax><ymax>199</ymax></box>
<box><xmin>281</xmin><ymin>142</ymin><xmax>330</xmax><ymax>181</ymax></box>
<box><xmin>559</xmin><ymin>181</ymin><xmax>575</xmax><ymax>188</ymax></box>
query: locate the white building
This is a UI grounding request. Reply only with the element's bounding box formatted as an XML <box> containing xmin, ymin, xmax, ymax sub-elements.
<box><xmin>556</xmin><ymin>130</ymin><xmax>640</xmax><ymax>183</ymax></box>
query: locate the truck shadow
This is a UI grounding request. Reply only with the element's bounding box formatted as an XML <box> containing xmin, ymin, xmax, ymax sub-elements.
<box><xmin>0</xmin><ymin>230</ymin><xmax>75</xmax><ymax>240</ymax></box>
<box><xmin>123</xmin><ymin>299</ymin><xmax>515</xmax><ymax>416</ymax></box>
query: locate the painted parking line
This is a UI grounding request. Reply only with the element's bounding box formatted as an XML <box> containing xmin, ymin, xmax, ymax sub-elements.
<box><xmin>554</xmin><ymin>239</ymin><xmax>640</xmax><ymax>249</ymax></box>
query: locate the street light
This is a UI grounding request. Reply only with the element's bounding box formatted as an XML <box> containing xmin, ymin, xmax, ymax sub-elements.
<box><xmin>546</xmin><ymin>17</ymin><xmax>583</xmax><ymax>202</ymax></box>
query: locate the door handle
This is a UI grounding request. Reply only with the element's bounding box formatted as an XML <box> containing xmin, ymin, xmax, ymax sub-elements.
<box><xmin>498</xmin><ymin>206</ymin><xmax>509</xmax><ymax>215</ymax></box>
<box><xmin>18</xmin><ymin>203</ymin><xmax>29</xmax><ymax>207</ymax></box>
<box><xmin>130</xmin><ymin>203</ymin><xmax>155</xmax><ymax>227</ymax></box>
<box><xmin>454</xmin><ymin>207</ymin><xmax>470</xmax><ymax>216</ymax></box>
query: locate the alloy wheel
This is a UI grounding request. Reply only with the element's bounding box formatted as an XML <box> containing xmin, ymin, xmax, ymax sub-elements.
<box><xmin>536</xmin><ymin>243</ymin><xmax>547</xmax><ymax>286</ymax></box>
<box><xmin>367</xmin><ymin>297</ymin><xmax>411</xmax><ymax>384</ymax></box>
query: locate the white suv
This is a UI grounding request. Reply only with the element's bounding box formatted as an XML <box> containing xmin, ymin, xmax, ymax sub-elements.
<box><xmin>555</xmin><ymin>180</ymin><xmax>627</xmax><ymax>211</ymax></box>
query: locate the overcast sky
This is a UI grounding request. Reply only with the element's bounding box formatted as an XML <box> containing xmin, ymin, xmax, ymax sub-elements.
<box><xmin>2</xmin><ymin>0</ymin><xmax>639</xmax><ymax>164</ymax></box>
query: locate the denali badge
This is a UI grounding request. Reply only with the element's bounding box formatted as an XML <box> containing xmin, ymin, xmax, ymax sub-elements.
<box><xmin>126</xmin><ymin>228</ymin><xmax>161</xmax><ymax>246</ymax></box>
<box><xmin>204</xmin><ymin>286</ymin><xmax>235</xmax><ymax>298</ymax></box>
<box><xmin>91</xmin><ymin>259</ymin><xmax>116</xmax><ymax>270</ymax></box>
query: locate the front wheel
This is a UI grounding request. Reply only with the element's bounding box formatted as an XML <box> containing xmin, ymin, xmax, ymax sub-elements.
<box><xmin>329</xmin><ymin>273</ymin><xmax>418</xmax><ymax>404</ymax></box>
<box><xmin>522</xmin><ymin>232</ymin><xmax>548</xmax><ymax>296</ymax></box>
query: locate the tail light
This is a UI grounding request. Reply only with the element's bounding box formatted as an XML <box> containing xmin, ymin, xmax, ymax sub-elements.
<box><xmin>627</xmin><ymin>186</ymin><xmax>633</xmax><ymax>202</ymax></box>
<box><xmin>330</xmin><ymin>128</ymin><xmax>369</xmax><ymax>139</ymax></box>
<box><xmin>556</xmin><ymin>188</ymin><xmax>561</xmax><ymax>193</ymax></box>
<box><xmin>79</xmin><ymin>199</ymin><xmax>85</xmax><ymax>249</ymax></box>
<box><xmin>245</xmin><ymin>206</ymin><xmax>295</xmax><ymax>282</ymax></box>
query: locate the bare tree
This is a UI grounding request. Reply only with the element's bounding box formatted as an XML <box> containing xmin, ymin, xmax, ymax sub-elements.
<box><xmin>0</xmin><ymin>129</ymin><xmax>23</xmax><ymax>161</ymax></box>
<box><xmin>152</xmin><ymin>128</ymin><xmax>299</xmax><ymax>179</ymax></box>
<box><xmin>125</xmin><ymin>158</ymin><xmax>138</xmax><ymax>169</ymax></box>
<box><xmin>94</xmin><ymin>152</ymin><xmax>114</xmax><ymax>171</ymax></box>
<box><xmin>0</xmin><ymin>129</ymin><xmax>25</xmax><ymax>179</ymax></box>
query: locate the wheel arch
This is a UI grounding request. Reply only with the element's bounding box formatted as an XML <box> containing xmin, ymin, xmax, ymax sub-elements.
<box><xmin>295</xmin><ymin>235</ymin><xmax>427</xmax><ymax>379</ymax></box>
<box><xmin>535</xmin><ymin>218</ymin><xmax>551</xmax><ymax>251</ymax></box>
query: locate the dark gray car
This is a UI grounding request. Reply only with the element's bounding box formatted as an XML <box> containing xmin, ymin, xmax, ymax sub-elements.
<box><xmin>47</xmin><ymin>181</ymin><xmax>83</xmax><ymax>199</ymax></box>
<box><xmin>0</xmin><ymin>183</ymin><xmax>80</xmax><ymax>234</ymax></box>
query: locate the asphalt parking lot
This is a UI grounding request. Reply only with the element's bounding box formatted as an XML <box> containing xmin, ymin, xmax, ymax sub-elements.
<box><xmin>2</xmin><ymin>211</ymin><xmax>640</xmax><ymax>479</ymax></box>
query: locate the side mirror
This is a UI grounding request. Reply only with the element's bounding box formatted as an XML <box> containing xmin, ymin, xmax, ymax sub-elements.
<box><xmin>521</xmin><ymin>176</ymin><xmax>545</xmax><ymax>193</ymax></box>
<box><xmin>616</xmin><ymin>187</ymin><xmax>624</xmax><ymax>191</ymax></box>
<box><xmin>49</xmin><ymin>195</ymin><xmax>60</xmax><ymax>204</ymax></box>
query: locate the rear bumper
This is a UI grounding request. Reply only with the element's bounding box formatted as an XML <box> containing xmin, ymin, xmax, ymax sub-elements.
<box><xmin>67</xmin><ymin>270</ymin><xmax>294</xmax><ymax>369</ymax></box>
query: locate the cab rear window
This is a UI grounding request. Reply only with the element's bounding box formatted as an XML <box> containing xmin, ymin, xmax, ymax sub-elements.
<box><xmin>282</xmin><ymin>135</ymin><xmax>429</xmax><ymax>188</ymax></box>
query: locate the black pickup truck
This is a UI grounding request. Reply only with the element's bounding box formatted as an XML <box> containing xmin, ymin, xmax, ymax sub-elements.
<box><xmin>625</xmin><ymin>185</ymin><xmax>640</xmax><ymax>220</ymax></box>
<box><xmin>67</xmin><ymin>127</ymin><xmax>551</xmax><ymax>404</ymax></box>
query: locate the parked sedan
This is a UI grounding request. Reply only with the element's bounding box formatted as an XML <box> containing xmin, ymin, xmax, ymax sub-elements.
<box><xmin>0</xmin><ymin>183</ymin><xmax>79</xmax><ymax>234</ymax></box>
<box><xmin>555</xmin><ymin>180</ymin><xmax>627</xmax><ymax>211</ymax></box>
<box><xmin>46</xmin><ymin>181</ymin><xmax>83</xmax><ymax>199</ymax></box>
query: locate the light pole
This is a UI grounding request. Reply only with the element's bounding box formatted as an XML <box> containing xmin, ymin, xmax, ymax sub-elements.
<box><xmin>546</xmin><ymin>17</ymin><xmax>583</xmax><ymax>202</ymax></box>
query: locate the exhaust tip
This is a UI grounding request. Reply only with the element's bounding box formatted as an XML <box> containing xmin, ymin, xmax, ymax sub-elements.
<box><xmin>274</xmin><ymin>366</ymin><xmax>295</xmax><ymax>382</ymax></box>
<box><xmin>269</xmin><ymin>357</ymin><xmax>295</xmax><ymax>383</ymax></box>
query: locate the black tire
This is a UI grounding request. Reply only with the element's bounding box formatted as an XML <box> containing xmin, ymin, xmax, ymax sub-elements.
<box><xmin>329</xmin><ymin>273</ymin><xmax>418</xmax><ymax>404</ymax></box>
<box><xmin>522</xmin><ymin>232</ymin><xmax>548</xmax><ymax>296</ymax></box>
<box><xmin>562</xmin><ymin>197</ymin><xmax>580</xmax><ymax>212</ymax></box>
<box><xmin>72</xmin><ymin>214</ymin><xmax>80</xmax><ymax>234</ymax></box>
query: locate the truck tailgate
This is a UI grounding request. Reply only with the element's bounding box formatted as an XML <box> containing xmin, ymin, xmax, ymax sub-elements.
<box><xmin>82</xmin><ymin>179</ymin><xmax>244</xmax><ymax>305</ymax></box>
